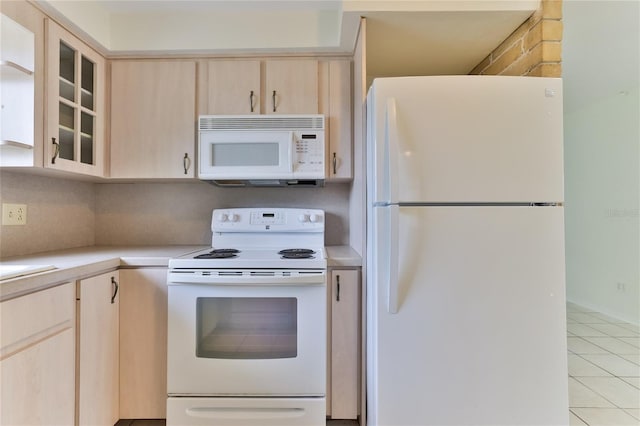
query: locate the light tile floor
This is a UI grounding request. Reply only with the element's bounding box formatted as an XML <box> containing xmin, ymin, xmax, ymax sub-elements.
<box><xmin>567</xmin><ymin>302</ymin><xmax>640</xmax><ymax>425</ymax></box>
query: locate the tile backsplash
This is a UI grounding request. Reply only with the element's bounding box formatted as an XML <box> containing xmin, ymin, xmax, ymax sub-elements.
<box><xmin>0</xmin><ymin>171</ymin><xmax>96</xmax><ymax>258</ymax></box>
<box><xmin>1</xmin><ymin>171</ymin><xmax>351</xmax><ymax>257</ymax></box>
<box><xmin>95</xmin><ymin>181</ymin><xmax>351</xmax><ymax>246</ymax></box>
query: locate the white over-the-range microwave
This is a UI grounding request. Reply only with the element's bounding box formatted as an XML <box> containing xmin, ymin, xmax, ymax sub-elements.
<box><xmin>198</xmin><ymin>115</ymin><xmax>325</xmax><ymax>186</ymax></box>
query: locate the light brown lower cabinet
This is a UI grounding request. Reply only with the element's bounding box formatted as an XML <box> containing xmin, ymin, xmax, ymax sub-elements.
<box><xmin>77</xmin><ymin>271</ymin><xmax>120</xmax><ymax>426</ymax></box>
<box><xmin>328</xmin><ymin>268</ymin><xmax>360</xmax><ymax>420</ymax></box>
<box><xmin>119</xmin><ymin>268</ymin><xmax>168</xmax><ymax>419</ymax></box>
<box><xmin>1</xmin><ymin>265</ymin><xmax>361</xmax><ymax>424</ymax></box>
<box><xmin>0</xmin><ymin>283</ymin><xmax>75</xmax><ymax>425</ymax></box>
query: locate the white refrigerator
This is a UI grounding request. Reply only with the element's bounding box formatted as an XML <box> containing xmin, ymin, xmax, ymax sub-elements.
<box><xmin>366</xmin><ymin>76</ymin><xmax>569</xmax><ymax>426</ymax></box>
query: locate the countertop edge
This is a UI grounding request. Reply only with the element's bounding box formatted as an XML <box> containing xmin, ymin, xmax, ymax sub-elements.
<box><xmin>0</xmin><ymin>245</ymin><xmax>207</xmax><ymax>302</ymax></box>
<box><xmin>1</xmin><ymin>245</ymin><xmax>361</xmax><ymax>301</ymax></box>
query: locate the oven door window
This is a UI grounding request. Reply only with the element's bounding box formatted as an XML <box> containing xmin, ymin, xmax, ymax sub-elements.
<box><xmin>196</xmin><ymin>297</ymin><xmax>297</xmax><ymax>359</ymax></box>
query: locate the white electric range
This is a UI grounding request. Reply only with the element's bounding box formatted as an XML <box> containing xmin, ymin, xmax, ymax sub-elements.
<box><xmin>167</xmin><ymin>208</ymin><xmax>327</xmax><ymax>426</ymax></box>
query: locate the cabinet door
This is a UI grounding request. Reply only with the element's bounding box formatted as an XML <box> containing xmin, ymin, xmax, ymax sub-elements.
<box><xmin>327</xmin><ymin>60</ymin><xmax>352</xmax><ymax>180</ymax></box>
<box><xmin>45</xmin><ymin>19</ymin><xmax>105</xmax><ymax>176</ymax></box>
<box><xmin>78</xmin><ymin>271</ymin><xmax>120</xmax><ymax>426</ymax></box>
<box><xmin>265</xmin><ymin>59</ymin><xmax>318</xmax><ymax>114</ymax></box>
<box><xmin>0</xmin><ymin>329</ymin><xmax>75</xmax><ymax>425</ymax></box>
<box><xmin>206</xmin><ymin>60</ymin><xmax>260</xmax><ymax>114</ymax></box>
<box><xmin>119</xmin><ymin>268</ymin><xmax>168</xmax><ymax>419</ymax></box>
<box><xmin>330</xmin><ymin>269</ymin><xmax>360</xmax><ymax>419</ymax></box>
<box><xmin>0</xmin><ymin>283</ymin><xmax>75</xmax><ymax>426</ymax></box>
<box><xmin>110</xmin><ymin>60</ymin><xmax>196</xmax><ymax>178</ymax></box>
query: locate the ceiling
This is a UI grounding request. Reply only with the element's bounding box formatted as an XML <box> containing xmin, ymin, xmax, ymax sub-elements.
<box><xmin>38</xmin><ymin>0</ymin><xmax>539</xmax><ymax>77</ymax></box>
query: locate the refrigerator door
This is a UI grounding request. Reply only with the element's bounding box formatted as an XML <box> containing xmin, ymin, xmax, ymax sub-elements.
<box><xmin>367</xmin><ymin>76</ymin><xmax>564</xmax><ymax>204</ymax></box>
<box><xmin>368</xmin><ymin>205</ymin><xmax>568</xmax><ymax>426</ymax></box>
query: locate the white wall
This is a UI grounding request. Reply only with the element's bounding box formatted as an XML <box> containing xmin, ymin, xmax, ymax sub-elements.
<box><xmin>563</xmin><ymin>1</ymin><xmax>640</xmax><ymax>324</ymax></box>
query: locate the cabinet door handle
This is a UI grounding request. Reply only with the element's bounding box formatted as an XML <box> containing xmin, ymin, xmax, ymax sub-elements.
<box><xmin>183</xmin><ymin>153</ymin><xmax>191</xmax><ymax>175</ymax></box>
<box><xmin>336</xmin><ymin>275</ymin><xmax>341</xmax><ymax>302</ymax></box>
<box><xmin>110</xmin><ymin>276</ymin><xmax>119</xmax><ymax>304</ymax></box>
<box><xmin>51</xmin><ymin>137</ymin><xmax>59</xmax><ymax>164</ymax></box>
<box><xmin>249</xmin><ymin>90</ymin><xmax>255</xmax><ymax>113</ymax></box>
<box><xmin>332</xmin><ymin>152</ymin><xmax>337</xmax><ymax>175</ymax></box>
<box><xmin>272</xmin><ymin>90</ymin><xmax>277</xmax><ymax>112</ymax></box>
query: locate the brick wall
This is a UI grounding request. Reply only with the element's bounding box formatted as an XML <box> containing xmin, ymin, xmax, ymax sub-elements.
<box><xmin>470</xmin><ymin>0</ymin><xmax>562</xmax><ymax>77</ymax></box>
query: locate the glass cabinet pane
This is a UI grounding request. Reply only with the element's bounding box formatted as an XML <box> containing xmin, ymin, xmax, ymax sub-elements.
<box><xmin>59</xmin><ymin>102</ymin><xmax>75</xmax><ymax>160</ymax></box>
<box><xmin>80</xmin><ymin>112</ymin><xmax>94</xmax><ymax>165</ymax></box>
<box><xmin>81</xmin><ymin>56</ymin><xmax>94</xmax><ymax>110</ymax></box>
<box><xmin>196</xmin><ymin>297</ymin><xmax>297</xmax><ymax>359</ymax></box>
<box><xmin>59</xmin><ymin>41</ymin><xmax>75</xmax><ymax>102</ymax></box>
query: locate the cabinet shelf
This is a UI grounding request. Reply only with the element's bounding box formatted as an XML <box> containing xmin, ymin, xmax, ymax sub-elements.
<box><xmin>58</xmin><ymin>124</ymin><xmax>93</xmax><ymax>140</ymax></box>
<box><xmin>1</xmin><ymin>139</ymin><xmax>34</xmax><ymax>149</ymax></box>
<box><xmin>1</xmin><ymin>60</ymin><xmax>34</xmax><ymax>76</ymax></box>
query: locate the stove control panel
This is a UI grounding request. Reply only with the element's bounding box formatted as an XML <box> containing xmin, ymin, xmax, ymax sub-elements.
<box><xmin>250</xmin><ymin>211</ymin><xmax>286</xmax><ymax>225</ymax></box>
<box><xmin>212</xmin><ymin>208</ymin><xmax>324</xmax><ymax>233</ymax></box>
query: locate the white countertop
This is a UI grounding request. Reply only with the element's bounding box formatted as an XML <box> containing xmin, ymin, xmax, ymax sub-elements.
<box><xmin>326</xmin><ymin>245</ymin><xmax>362</xmax><ymax>267</ymax></box>
<box><xmin>0</xmin><ymin>245</ymin><xmax>206</xmax><ymax>301</ymax></box>
<box><xmin>0</xmin><ymin>245</ymin><xmax>361</xmax><ymax>302</ymax></box>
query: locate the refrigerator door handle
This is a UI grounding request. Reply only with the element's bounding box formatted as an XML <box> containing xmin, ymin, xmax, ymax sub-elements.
<box><xmin>385</xmin><ymin>97</ymin><xmax>400</xmax><ymax>204</ymax></box>
<box><xmin>387</xmin><ymin>205</ymin><xmax>400</xmax><ymax>314</ymax></box>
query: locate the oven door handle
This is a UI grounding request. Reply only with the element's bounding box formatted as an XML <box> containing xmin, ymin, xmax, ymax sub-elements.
<box><xmin>185</xmin><ymin>407</ymin><xmax>305</xmax><ymax>420</ymax></box>
<box><xmin>168</xmin><ymin>273</ymin><xmax>325</xmax><ymax>286</ymax></box>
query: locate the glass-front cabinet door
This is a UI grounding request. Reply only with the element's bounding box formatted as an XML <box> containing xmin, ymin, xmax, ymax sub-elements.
<box><xmin>45</xmin><ymin>19</ymin><xmax>105</xmax><ymax>176</ymax></box>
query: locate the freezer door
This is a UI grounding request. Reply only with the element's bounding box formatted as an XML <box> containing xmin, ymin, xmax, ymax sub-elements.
<box><xmin>367</xmin><ymin>76</ymin><xmax>564</xmax><ymax>204</ymax></box>
<box><xmin>368</xmin><ymin>205</ymin><xmax>568</xmax><ymax>426</ymax></box>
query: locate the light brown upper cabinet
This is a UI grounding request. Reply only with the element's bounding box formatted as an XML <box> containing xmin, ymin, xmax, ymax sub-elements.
<box><xmin>45</xmin><ymin>19</ymin><xmax>106</xmax><ymax>177</ymax></box>
<box><xmin>206</xmin><ymin>60</ymin><xmax>261</xmax><ymax>114</ymax></box>
<box><xmin>203</xmin><ymin>59</ymin><xmax>318</xmax><ymax>115</ymax></box>
<box><xmin>324</xmin><ymin>59</ymin><xmax>352</xmax><ymax>181</ymax></box>
<box><xmin>265</xmin><ymin>59</ymin><xmax>319</xmax><ymax>114</ymax></box>
<box><xmin>110</xmin><ymin>60</ymin><xmax>196</xmax><ymax>179</ymax></box>
<box><xmin>203</xmin><ymin>58</ymin><xmax>352</xmax><ymax>181</ymax></box>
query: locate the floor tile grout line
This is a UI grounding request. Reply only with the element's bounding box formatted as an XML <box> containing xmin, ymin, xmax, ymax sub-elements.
<box><xmin>572</xmin><ymin>375</ymin><xmax>638</xmax><ymax>410</ymax></box>
<box><xmin>584</xmin><ymin>336</ymin><xmax>640</xmax><ymax>355</ymax></box>
<box><xmin>567</xmin><ymin>303</ymin><xmax>640</xmax><ymax>422</ymax></box>
<box><xmin>576</xmin><ymin>341</ymin><xmax>640</xmax><ymax>365</ymax></box>
<box><xmin>569</xmin><ymin>409</ymin><xmax>590</xmax><ymax>426</ymax></box>
<box><xmin>567</xmin><ymin>305</ymin><xmax>640</xmax><ymax>325</ymax></box>
<box><xmin>570</xmin><ymin>353</ymin><xmax>616</xmax><ymax>377</ymax></box>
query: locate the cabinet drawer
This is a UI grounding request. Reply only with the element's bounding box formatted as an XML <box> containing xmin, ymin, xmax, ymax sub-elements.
<box><xmin>1</xmin><ymin>282</ymin><xmax>74</xmax><ymax>356</ymax></box>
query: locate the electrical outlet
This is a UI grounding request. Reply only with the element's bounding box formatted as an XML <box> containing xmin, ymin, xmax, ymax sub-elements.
<box><xmin>2</xmin><ymin>203</ymin><xmax>27</xmax><ymax>226</ymax></box>
<box><xmin>616</xmin><ymin>282</ymin><xmax>627</xmax><ymax>292</ymax></box>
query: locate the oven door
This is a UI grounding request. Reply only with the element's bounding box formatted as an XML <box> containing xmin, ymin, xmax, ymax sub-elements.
<box><xmin>167</xmin><ymin>271</ymin><xmax>326</xmax><ymax>396</ymax></box>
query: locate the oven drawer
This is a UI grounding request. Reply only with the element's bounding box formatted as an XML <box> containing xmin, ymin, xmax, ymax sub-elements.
<box><xmin>167</xmin><ymin>397</ymin><xmax>325</xmax><ymax>426</ymax></box>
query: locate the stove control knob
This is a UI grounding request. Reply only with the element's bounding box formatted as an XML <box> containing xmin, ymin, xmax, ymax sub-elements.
<box><xmin>298</xmin><ymin>214</ymin><xmax>310</xmax><ymax>223</ymax></box>
<box><xmin>309</xmin><ymin>213</ymin><xmax>322</xmax><ymax>223</ymax></box>
<box><xmin>216</xmin><ymin>213</ymin><xmax>229</xmax><ymax>222</ymax></box>
<box><xmin>228</xmin><ymin>213</ymin><xmax>239</xmax><ymax>222</ymax></box>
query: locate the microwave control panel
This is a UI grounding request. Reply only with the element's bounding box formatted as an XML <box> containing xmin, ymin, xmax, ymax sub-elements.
<box><xmin>293</xmin><ymin>131</ymin><xmax>325</xmax><ymax>175</ymax></box>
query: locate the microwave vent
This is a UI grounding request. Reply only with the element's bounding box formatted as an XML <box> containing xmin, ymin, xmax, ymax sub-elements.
<box><xmin>199</xmin><ymin>115</ymin><xmax>324</xmax><ymax>131</ymax></box>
